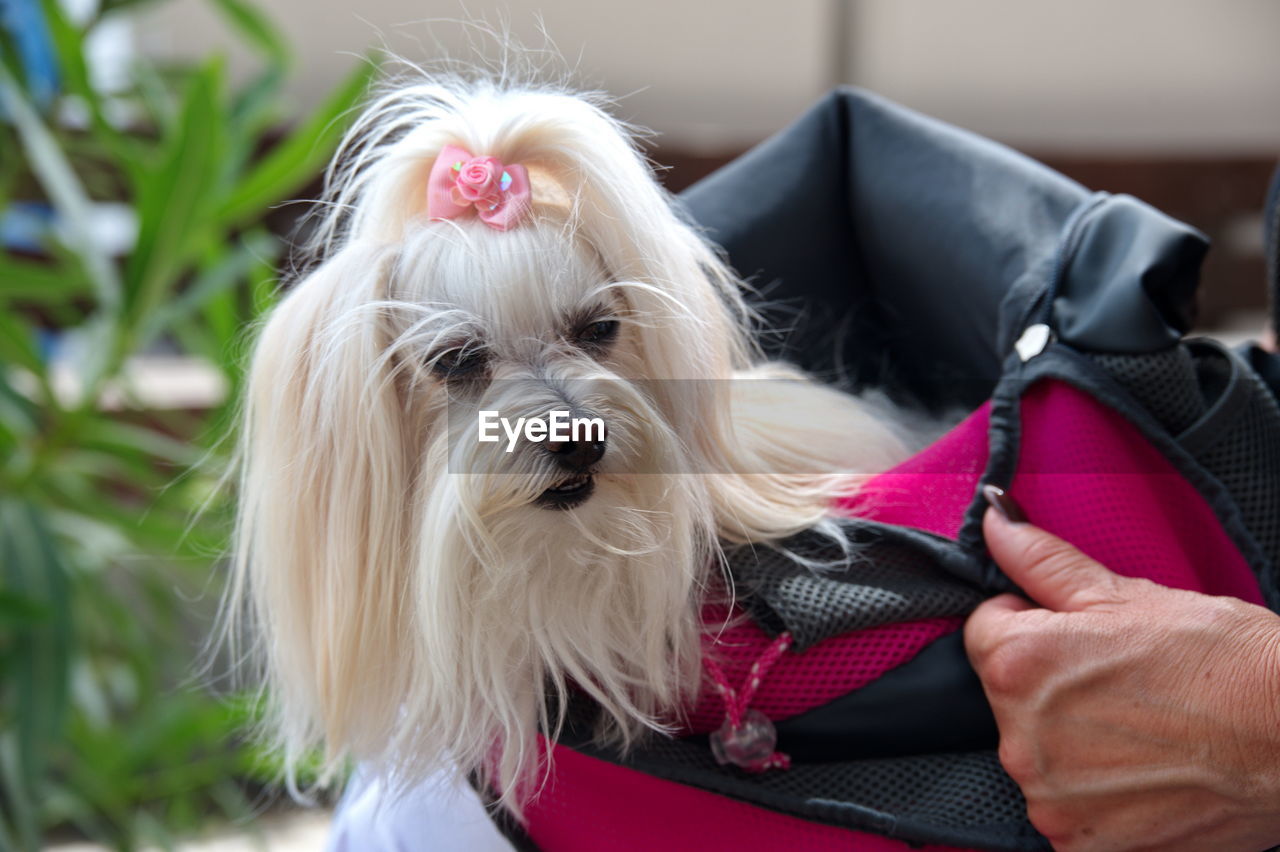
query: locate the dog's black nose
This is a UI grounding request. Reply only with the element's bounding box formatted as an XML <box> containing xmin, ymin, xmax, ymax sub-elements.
<box><xmin>545</xmin><ymin>434</ymin><xmax>606</xmax><ymax>470</ymax></box>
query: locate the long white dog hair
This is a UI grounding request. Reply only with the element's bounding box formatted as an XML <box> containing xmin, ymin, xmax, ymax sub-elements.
<box><xmin>226</xmin><ymin>72</ymin><xmax>912</xmax><ymax>808</ymax></box>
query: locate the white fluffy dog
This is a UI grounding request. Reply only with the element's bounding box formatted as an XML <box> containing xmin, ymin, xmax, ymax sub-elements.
<box><xmin>227</xmin><ymin>76</ymin><xmax>913</xmax><ymax>807</ymax></box>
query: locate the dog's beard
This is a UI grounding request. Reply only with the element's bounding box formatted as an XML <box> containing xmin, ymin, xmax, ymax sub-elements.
<box><xmin>395</xmin><ymin>373</ymin><xmax>712</xmax><ymax>805</ymax></box>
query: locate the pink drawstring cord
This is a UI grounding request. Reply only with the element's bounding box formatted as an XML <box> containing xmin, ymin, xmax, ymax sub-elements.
<box><xmin>702</xmin><ymin>631</ymin><xmax>793</xmax><ymax>772</ymax></box>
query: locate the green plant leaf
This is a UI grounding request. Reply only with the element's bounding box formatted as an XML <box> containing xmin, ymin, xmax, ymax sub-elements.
<box><xmin>0</xmin><ymin>253</ymin><xmax>91</xmax><ymax>305</ymax></box>
<box><xmin>248</xmin><ymin>251</ymin><xmax>279</xmax><ymax>317</ymax></box>
<box><xmin>99</xmin><ymin>0</ymin><xmax>169</xmax><ymax>17</ymax></box>
<box><xmin>213</xmin><ymin>0</ymin><xmax>290</xmax><ymax>153</ymax></box>
<box><xmin>136</xmin><ymin>230</ymin><xmax>279</xmax><ymax>352</ymax></box>
<box><xmin>133</xmin><ymin>58</ymin><xmax>180</xmax><ymax>138</ymax></box>
<box><xmin>0</xmin><ymin>313</ymin><xmax>45</xmax><ymax>374</ymax></box>
<box><xmin>0</xmin><ymin>367</ymin><xmax>39</xmax><ymax>456</ymax></box>
<box><xmin>0</xmin><ymin>737</ymin><xmax>38</xmax><ymax>851</ymax></box>
<box><xmin>0</xmin><ymin>2</ymin><xmax>384</xmax><ymax>844</ymax></box>
<box><xmin>81</xmin><ymin>420</ymin><xmax>207</xmax><ymax>469</ymax></box>
<box><xmin>39</xmin><ymin>0</ymin><xmax>145</xmax><ymax>177</ymax></box>
<box><xmin>123</xmin><ymin>59</ymin><xmax>229</xmax><ymax>331</ymax></box>
<box><xmin>217</xmin><ymin>58</ymin><xmax>377</xmax><ymax>228</ymax></box>
<box><xmin>224</xmin><ymin>70</ymin><xmax>285</xmax><ymax>179</ymax></box>
<box><xmin>209</xmin><ymin>0</ymin><xmax>289</xmax><ymax>66</ymax></box>
<box><xmin>0</xmin><ymin>62</ymin><xmax>122</xmax><ymax>316</ymax></box>
<box><xmin>0</xmin><ymin>500</ymin><xmax>73</xmax><ymax>849</ymax></box>
<box><xmin>0</xmin><ymin>591</ymin><xmax>50</xmax><ymax>625</ymax></box>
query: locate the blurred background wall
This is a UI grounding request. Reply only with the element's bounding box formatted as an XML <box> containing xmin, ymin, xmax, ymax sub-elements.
<box><xmin>137</xmin><ymin>0</ymin><xmax>1280</xmax><ymax>153</ymax></box>
<box><xmin>130</xmin><ymin>0</ymin><xmax>1280</xmax><ymax>324</ymax></box>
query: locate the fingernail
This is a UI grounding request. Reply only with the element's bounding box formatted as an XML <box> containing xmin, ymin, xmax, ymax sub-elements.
<box><xmin>982</xmin><ymin>484</ymin><xmax>1028</xmax><ymax>523</ymax></box>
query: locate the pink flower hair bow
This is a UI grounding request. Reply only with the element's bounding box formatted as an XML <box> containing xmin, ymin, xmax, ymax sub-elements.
<box><xmin>426</xmin><ymin>144</ymin><xmax>532</xmax><ymax>231</ymax></box>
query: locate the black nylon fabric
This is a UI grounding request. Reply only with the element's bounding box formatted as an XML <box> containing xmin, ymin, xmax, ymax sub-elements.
<box><xmin>680</xmin><ymin>87</ymin><xmax>1088</xmax><ymax>411</ymax></box>
<box><xmin>773</xmin><ymin>632</ymin><xmax>999</xmax><ymax>762</ymax></box>
<box><xmin>1049</xmin><ymin>196</ymin><xmax>1207</xmax><ymax>352</ymax></box>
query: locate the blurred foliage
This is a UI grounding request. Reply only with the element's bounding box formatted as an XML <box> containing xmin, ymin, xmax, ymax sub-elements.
<box><xmin>0</xmin><ymin>0</ymin><xmax>374</xmax><ymax>847</ymax></box>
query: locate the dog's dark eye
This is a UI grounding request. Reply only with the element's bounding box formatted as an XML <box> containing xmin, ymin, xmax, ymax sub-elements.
<box><xmin>431</xmin><ymin>346</ymin><xmax>488</xmax><ymax>380</ymax></box>
<box><xmin>574</xmin><ymin>319</ymin><xmax>619</xmax><ymax>351</ymax></box>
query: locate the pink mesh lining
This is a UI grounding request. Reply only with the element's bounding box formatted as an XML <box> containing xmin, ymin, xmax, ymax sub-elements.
<box><xmin>521</xmin><ymin>379</ymin><xmax>1265</xmax><ymax>850</ymax></box>
<box><xmin>679</xmin><ymin>405</ymin><xmax>994</xmax><ymax>733</ymax></box>
<box><xmin>684</xmin><ymin>608</ymin><xmax>960</xmax><ymax>733</ymax></box>
<box><xmin>1010</xmin><ymin>382</ymin><xmax>1264</xmax><ymax>604</ymax></box>
<box><xmin>839</xmin><ymin>403</ymin><xmax>992</xmax><ymax>538</ymax></box>
<box><xmin>526</xmin><ymin>743</ymin><xmax>973</xmax><ymax>852</ymax></box>
<box><xmin>838</xmin><ymin>381</ymin><xmax>1263</xmax><ymax>603</ymax></box>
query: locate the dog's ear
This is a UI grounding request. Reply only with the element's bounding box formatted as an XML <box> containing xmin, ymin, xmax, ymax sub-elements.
<box><xmin>230</xmin><ymin>242</ymin><xmax>419</xmax><ymax>776</ymax></box>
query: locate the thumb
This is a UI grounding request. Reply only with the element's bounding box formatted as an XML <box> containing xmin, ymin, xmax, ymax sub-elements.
<box><xmin>981</xmin><ymin>486</ymin><xmax>1131</xmax><ymax>612</ymax></box>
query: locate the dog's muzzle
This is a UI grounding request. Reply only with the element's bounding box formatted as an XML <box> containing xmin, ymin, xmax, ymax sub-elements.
<box><xmin>536</xmin><ymin>423</ymin><xmax>606</xmax><ymax>510</ymax></box>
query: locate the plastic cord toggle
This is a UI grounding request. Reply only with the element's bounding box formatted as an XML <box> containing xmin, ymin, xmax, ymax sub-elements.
<box><xmin>703</xmin><ymin>631</ymin><xmax>793</xmax><ymax>772</ymax></box>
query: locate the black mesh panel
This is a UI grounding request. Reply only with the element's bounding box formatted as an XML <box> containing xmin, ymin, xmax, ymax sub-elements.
<box><xmin>727</xmin><ymin>523</ymin><xmax>986</xmax><ymax>650</ymax></box>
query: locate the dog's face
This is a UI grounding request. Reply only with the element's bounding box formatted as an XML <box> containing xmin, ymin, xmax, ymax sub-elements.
<box><xmin>391</xmin><ymin>220</ymin><xmax>679</xmax><ymax>519</ymax></box>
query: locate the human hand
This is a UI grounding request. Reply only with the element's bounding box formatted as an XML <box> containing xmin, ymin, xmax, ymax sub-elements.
<box><xmin>965</xmin><ymin>486</ymin><xmax>1280</xmax><ymax>852</ymax></box>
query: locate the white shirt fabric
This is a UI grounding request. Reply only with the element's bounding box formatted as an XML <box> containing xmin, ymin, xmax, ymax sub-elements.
<box><xmin>326</xmin><ymin>768</ymin><xmax>517</xmax><ymax>851</ymax></box>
